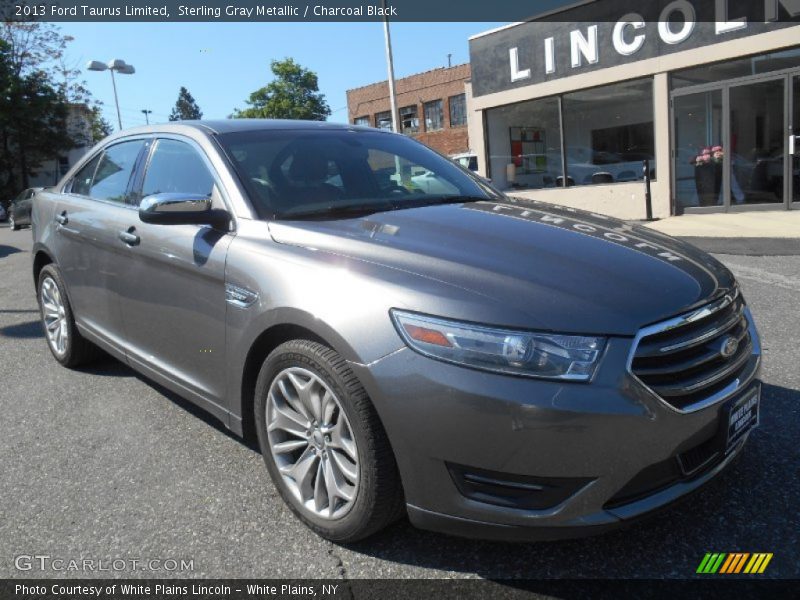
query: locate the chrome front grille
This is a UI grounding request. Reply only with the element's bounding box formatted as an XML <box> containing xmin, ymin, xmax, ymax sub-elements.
<box><xmin>630</xmin><ymin>289</ymin><xmax>759</xmax><ymax>412</ymax></box>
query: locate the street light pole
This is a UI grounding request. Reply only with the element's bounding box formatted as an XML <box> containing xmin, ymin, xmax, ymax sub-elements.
<box><xmin>87</xmin><ymin>59</ymin><xmax>136</xmax><ymax>131</ymax></box>
<box><xmin>381</xmin><ymin>0</ymin><xmax>398</xmax><ymax>133</ymax></box>
<box><xmin>109</xmin><ymin>68</ymin><xmax>121</xmax><ymax>129</ymax></box>
<box><xmin>141</xmin><ymin>109</ymin><xmax>152</xmax><ymax>125</ymax></box>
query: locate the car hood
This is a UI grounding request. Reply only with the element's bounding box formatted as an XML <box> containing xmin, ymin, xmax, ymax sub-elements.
<box><xmin>268</xmin><ymin>198</ymin><xmax>735</xmax><ymax>336</ymax></box>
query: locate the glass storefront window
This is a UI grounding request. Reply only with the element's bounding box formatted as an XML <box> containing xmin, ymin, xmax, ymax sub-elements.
<box><xmin>563</xmin><ymin>79</ymin><xmax>655</xmax><ymax>187</ymax></box>
<box><xmin>730</xmin><ymin>79</ymin><xmax>786</xmax><ymax>206</ymax></box>
<box><xmin>485</xmin><ymin>78</ymin><xmax>654</xmax><ymax>191</ymax></box>
<box><xmin>672</xmin><ymin>48</ymin><xmax>800</xmax><ymax>89</ymax></box>
<box><xmin>485</xmin><ymin>97</ymin><xmax>562</xmax><ymax>190</ymax></box>
<box><xmin>673</xmin><ymin>90</ymin><xmax>723</xmax><ymax>209</ymax></box>
<box><xmin>794</xmin><ymin>76</ymin><xmax>800</xmax><ymax>205</ymax></box>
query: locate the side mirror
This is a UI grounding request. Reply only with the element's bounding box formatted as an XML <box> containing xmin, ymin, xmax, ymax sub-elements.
<box><xmin>139</xmin><ymin>193</ymin><xmax>229</xmax><ymax>228</ymax></box>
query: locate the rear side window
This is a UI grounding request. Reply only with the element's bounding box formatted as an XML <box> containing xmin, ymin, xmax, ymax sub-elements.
<box><xmin>71</xmin><ymin>154</ymin><xmax>102</xmax><ymax>196</ymax></box>
<box><xmin>141</xmin><ymin>139</ymin><xmax>215</xmax><ymax>199</ymax></box>
<box><xmin>89</xmin><ymin>141</ymin><xmax>145</xmax><ymax>203</ymax></box>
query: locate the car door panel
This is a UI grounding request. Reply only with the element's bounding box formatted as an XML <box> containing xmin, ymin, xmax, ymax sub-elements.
<box><xmin>118</xmin><ymin>222</ymin><xmax>232</xmax><ymax>403</ymax></box>
<box><xmin>53</xmin><ymin>140</ymin><xmax>148</xmax><ymax>351</ymax></box>
<box><xmin>53</xmin><ymin>196</ymin><xmax>134</xmax><ymax>350</ymax></box>
<box><xmin>116</xmin><ymin>137</ymin><xmax>232</xmax><ymax>407</ymax></box>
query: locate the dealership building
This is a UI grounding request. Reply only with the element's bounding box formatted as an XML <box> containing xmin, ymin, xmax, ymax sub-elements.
<box><xmin>466</xmin><ymin>0</ymin><xmax>800</xmax><ymax>219</ymax></box>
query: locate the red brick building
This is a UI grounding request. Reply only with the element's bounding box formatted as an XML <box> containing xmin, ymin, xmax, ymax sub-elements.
<box><xmin>346</xmin><ymin>64</ymin><xmax>472</xmax><ymax>157</ymax></box>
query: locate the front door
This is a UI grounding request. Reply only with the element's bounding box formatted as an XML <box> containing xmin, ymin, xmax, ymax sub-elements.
<box><xmin>792</xmin><ymin>75</ymin><xmax>800</xmax><ymax>206</ymax></box>
<box><xmin>729</xmin><ymin>77</ymin><xmax>785</xmax><ymax>209</ymax></box>
<box><xmin>672</xmin><ymin>70</ymin><xmax>800</xmax><ymax>213</ymax></box>
<box><xmin>116</xmin><ymin>137</ymin><xmax>232</xmax><ymax>408</ymax></box>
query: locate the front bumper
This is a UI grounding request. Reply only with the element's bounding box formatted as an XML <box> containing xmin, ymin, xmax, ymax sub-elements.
<box><xmin>350</xmin><ymin>335</ymin><xmax>761</xmax><ymax>541</ymax></box>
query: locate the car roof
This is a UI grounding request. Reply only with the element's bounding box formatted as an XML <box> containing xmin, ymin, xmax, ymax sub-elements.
<box><xmin>112</xmin><ymin>119</ymin><xmax>379</xmax><ymax>137</ymax></box>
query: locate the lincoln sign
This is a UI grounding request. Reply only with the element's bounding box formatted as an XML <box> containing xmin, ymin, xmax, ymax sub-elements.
<box><xmin>469</xmin><ymin>0</ymin><xmax>800</xmax><ymax>96</ymax></box>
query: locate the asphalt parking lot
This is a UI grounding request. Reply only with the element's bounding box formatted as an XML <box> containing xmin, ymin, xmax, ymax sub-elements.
<box><xmin>0</xmin><ymin>223</ymin><xmax>798</xmax><ymax>581</ymax></box>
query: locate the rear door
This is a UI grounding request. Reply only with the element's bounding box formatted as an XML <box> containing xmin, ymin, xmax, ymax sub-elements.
<box><xmin>116</xmin><ymin>136</ymin><xmax>233</xmax><ymax>408</ymax></box>
<box><xmin>53</xmin><ymin>138</ymin><xmax>149</xmax><ymax>352</ymax></box>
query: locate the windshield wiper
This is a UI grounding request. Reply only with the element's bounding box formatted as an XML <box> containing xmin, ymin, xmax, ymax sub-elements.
<box><xmin>426</xmin><ymin>195</ymin><xmax>489</xmax><ymax>205</ymax></box>
<box><xmin>394</xmin><ymin>195</ymin><xmax>489</xmax><ymax>209</ymax></box>
<box><xmin>279</xmin><ymin>196</ymin><xmax>491</xmax><ymax>220</ymax></box>
<box><xmin>280</xmin><ymin>203</ymin><xmax>396</xmax><ymax>221</ymax></box>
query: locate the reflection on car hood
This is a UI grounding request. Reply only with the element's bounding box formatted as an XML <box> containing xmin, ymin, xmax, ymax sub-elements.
<box><xmin>268</xmin><ymin>198</ymin><xmax>736</xmax><ymax>335</ymax></box>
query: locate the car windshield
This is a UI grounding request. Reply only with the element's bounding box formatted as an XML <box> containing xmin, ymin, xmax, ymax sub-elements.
<box><xmin>217</xmin><ymin>128</ymin><xmax>499</xmax><ymax>219</ymax></box>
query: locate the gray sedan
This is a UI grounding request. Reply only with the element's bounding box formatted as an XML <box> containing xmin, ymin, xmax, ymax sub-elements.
<box><xmin>30</xmin><ymin>121</ymin><xmax>761</xmax><ymax>542</ymax></box>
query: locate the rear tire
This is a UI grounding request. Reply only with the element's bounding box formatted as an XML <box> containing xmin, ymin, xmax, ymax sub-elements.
<box><xmin>254</xmin><ymin>339</ymin><xmax>404</xmax><ymax>542</ymax></box>
<box><xmin>37</xmin><ymin>264</ymin><xmax>101</xmax><ymax>368</ymax></box>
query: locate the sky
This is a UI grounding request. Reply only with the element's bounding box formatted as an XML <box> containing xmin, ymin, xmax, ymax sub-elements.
<box><xmin>59</xmin><ymin>22</ymin><xmax>505</xmax><ymax>129</ymax></box>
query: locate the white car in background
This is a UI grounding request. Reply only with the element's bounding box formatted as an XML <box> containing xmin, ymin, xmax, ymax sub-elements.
<box><xmin>451</xmin><ymin>152</ymin><xmax>478</xmax><ymax>172</ymax></box>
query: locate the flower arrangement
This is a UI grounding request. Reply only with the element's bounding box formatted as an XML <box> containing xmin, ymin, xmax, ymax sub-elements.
<box><xmin>693</xmin><ymin>146</ymin><xmax>724</xmax><ymax>167</ymax></box>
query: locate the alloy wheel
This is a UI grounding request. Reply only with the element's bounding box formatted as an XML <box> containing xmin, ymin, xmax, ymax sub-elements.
<box><xmin>40</xmin><ymin>277</ymin><xmax>68</xmax><ymax>355</ymax></box>
<box><xmin>266</xmin><ymin>367</ymin><xmax>360</xmax><ymax>520</ymax></box>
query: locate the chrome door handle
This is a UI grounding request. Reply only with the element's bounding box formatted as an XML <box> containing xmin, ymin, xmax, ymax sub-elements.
<box><xmin>118</xmin><ymin>228</ymin><xmax>140</xmax><ymax>246</ymax></box>
<box><xmin>55</xmin><ymin>212</ymin><xmax>68</xmax><ymax>225</ymax></box>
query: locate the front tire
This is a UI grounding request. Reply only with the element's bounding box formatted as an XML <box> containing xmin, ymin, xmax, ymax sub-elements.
<box><xmin>254</xmin><ymin>339</ymin><xmax>404</xmax><ymax>542</ymax></box>
<box><xmin>9</xmin><ymin>213</ymin><xmax>19</xmax><ymax>230</ymax></box>
<box><xmin>37</xmin><ymin>264</ymin><xmax>100</xmax><ymax>367</ymax></box>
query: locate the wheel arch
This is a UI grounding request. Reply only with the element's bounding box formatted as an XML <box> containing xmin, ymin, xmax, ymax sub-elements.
<box><xmin>238</xmin><ymin>323</ymin><xmax>331</xmax><ymax>443</ymax></box>
<box><xmin>32</xmin><ymin>247</ymin><xmax>55</xmax><ymax>290</ymax></box>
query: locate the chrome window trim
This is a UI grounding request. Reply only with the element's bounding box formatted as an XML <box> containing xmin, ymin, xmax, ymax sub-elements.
<box><xmin>626</xmin><ymin>290</ymin><xmax>761</xmax><ymax>414</ymax></box>
<box><xmin>60</xmin><ymin>135</ymin><xmax>154</xmax><ymax>195</ymax></box>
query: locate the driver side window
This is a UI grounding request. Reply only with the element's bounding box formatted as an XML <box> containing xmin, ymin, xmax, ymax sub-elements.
<box><xmin>141</xmin><ymin>139</ymin><xmax>216</xmax><ymax>201</ymax></box>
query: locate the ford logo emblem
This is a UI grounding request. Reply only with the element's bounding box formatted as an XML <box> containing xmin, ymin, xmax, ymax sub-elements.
<box><xmin>720</xmin><ymin>336</ymin><xmax>739</xmax><ymax>359</ymax></box>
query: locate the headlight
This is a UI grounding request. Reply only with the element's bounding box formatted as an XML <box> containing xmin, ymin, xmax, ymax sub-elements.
<box><xmin>391</xmin><ymin>310</ymin><xmax>605</xmax><ymax>381</ymax></box>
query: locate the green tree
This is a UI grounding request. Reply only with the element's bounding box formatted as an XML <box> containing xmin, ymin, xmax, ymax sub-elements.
<box><xmin>88</xmin><ymin>106</ymin><xmax>114</xmax><ymax>143</ymax></box>
<box><xmin>169</xmin><ymin>86</ymin><xmax>203</xmax><ymax>121</ymax></box>
<box><xmin>0</xmin><ymin>34</ymin><xmax>74</xmax><ymax>196</ymax></box>
<box><xmin>232</xmin><ymin>58</ymin><xmax>331</xmax><ymax>121</ymax></box>
<box><xmin>0</xmin><ymin>23</ymin><xmax>105</xmax><ymax>197</ymax></box>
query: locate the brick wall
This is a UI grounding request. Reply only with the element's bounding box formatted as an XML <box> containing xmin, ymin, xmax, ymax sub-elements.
<box><xmin>346</xmin><ymin>64</ymin><xmax>472</xmax><ymax>156</ymax></box>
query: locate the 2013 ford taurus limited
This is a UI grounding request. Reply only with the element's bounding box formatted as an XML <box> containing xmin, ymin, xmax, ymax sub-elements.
<box><xmin>31</xmin><ymin>121</ymin><xmax>762</xmax><ymax>542</ymax></box>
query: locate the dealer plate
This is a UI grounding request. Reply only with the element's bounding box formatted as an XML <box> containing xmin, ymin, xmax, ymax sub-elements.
<box><xmin>726</xmin><ymin>384</ymin><xmax>760</xmax><ymax>453</ymax></box>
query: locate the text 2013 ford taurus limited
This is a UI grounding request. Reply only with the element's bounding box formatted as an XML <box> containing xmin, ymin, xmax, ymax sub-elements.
<box><xmin>31</xmin><ymin>121</ymin><xmax>761</xmax><ymax>542</ymax></box>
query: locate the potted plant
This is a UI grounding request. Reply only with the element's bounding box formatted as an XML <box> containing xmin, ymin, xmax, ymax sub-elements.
<box><xmin>693</xmin><ymin>146</ymin><xmax>723</xmax><ymax>206</ymax></box>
